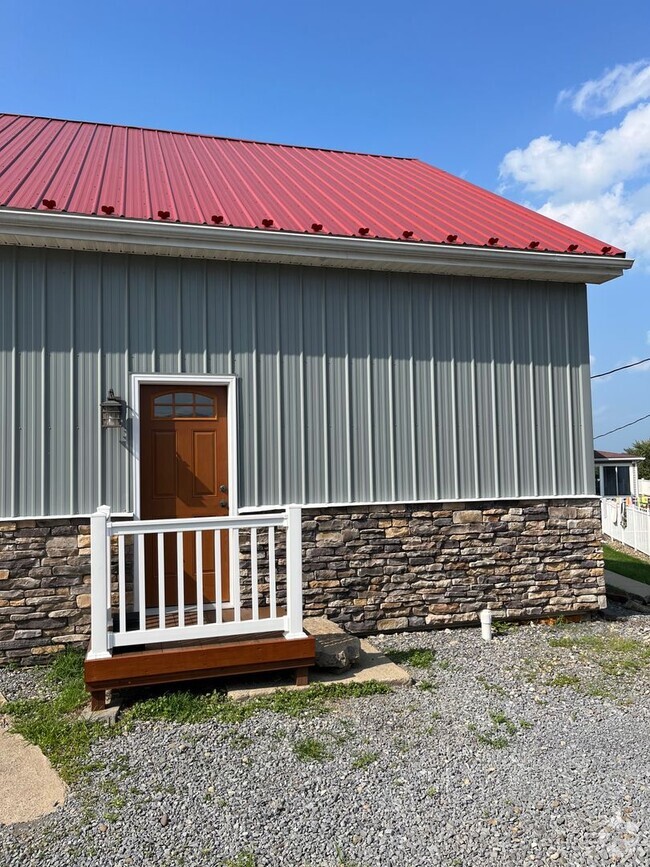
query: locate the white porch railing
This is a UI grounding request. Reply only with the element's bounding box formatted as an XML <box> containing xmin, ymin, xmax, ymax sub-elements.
<box><xmin>87</xmin><ymin>505</ymin><xmax>305</xmax><ymax>660</ymax></box>
<box><xmin>601</xmin><ymin>498</ymin><xmax>650</xmax><ymax>557</ymax></box>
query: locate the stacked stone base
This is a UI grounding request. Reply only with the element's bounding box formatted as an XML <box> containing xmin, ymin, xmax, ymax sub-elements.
<box><xmin>0</xmin><ymin>519</ymin><xmax>91</xmax><ymax>665</ymax></box>
<box><xmin>301</xmin><ymin>498</ymin><xmax>605</xmax><ymax>634</ymax></box>
<box><xmin>0</xmin><ymin>498</ymin><xmax>604</xmax><ymax>664</ymax></box>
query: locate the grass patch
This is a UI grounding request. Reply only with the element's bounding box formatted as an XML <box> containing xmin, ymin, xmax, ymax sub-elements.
<box><xmin>603</xmin><ymin>543</ymin><xmax>650</xmax><ymax>587</ymax></box>
<box><xmin>123</xmin><ymin>680</ymin><xmax>391</xmax><ymax>726</ymax></box>
<box><xmin>416</xmin><ymin>679</ymin><xmax>437</xmax><ymax>692</ymax></box>
<box><xmin>546</xmin><ymin>673</ymin><xmax>581</xmax><ymax>688</ymax></box>
<box><xmin>385</xmin><ymin>648</ymin><xmax>434</xmax><ymax>668</ymax></box>
<box><xmin>3</xmin><ymin>648</ymin><xmax>103</xmax><ymax>782</ymax></box>
<box><xmin>293</xmin><ymin>736</ymin><xmax>331</xmax><ymax>762</ymax></box>
<box><xmin>351</xmin><ymin>751</ymin><xmax>378</xmax><ymax>769</ymax></box>
<box><xmin>548</xmin><ymin>634</ymin><xmax>650</xmax><ymax>676</ymax></box>
<box><xmin>477</xmin><ymin>676</ymin><xmax>507</xmax><ymax>696</ymax></box>
<box><xmin>469</xmin><ymin>709</ymin><xmax>530</xmax><ymax>749</ymax></box>
<box><xmin>223</xmin><ymin>852</ymin><xmax>256</xmax><ymax>867</ymax></box>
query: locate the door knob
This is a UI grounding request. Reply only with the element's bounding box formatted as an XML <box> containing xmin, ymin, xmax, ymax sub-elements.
<box><xmin>220</xmin><ymin>500</ymin><xmax>228</xmax><ymax>508</ymax></box>
<box><xmin>219</xmin><ymin>484</ymin><xmax>228</xmax><ymax>493</ymax></box>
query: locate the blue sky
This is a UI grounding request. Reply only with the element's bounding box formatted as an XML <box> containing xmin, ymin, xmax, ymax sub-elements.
<box><xmin>2</xmin><ymin>1</ymin><xmax>649</xmax><ymax>451</ymax></box>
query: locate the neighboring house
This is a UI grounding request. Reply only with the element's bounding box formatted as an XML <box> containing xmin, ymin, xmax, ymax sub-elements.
<box><xmin>0</xmin><ymin>114</ymin><xmax>633</xmax><ymax>702</ymax></box>
<box><xmin>594</xmin><ymin>450</ymin><xmax>644</xmax><ymax>498</ymax></box>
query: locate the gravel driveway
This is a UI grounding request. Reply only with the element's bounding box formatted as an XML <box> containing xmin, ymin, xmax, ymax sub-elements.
<box><xmin>1</xmin><ymin>608</ymin><xmax>649</xmax><ymax>866</ymax></box>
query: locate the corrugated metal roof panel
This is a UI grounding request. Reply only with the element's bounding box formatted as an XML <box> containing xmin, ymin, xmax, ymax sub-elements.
<box><xmin>0</xmin><ymin>113</ymin><xmax>625</xmax><ymax>257</ymax></box>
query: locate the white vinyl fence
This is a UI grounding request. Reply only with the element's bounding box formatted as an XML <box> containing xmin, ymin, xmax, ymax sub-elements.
<box><xmin>601</xmin><ymin>499</ymin><xmax>650</xmax><ymax>557</ymax></box>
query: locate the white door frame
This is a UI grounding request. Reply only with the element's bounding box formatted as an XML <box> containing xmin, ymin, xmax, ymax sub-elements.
<box><xmin>130</xmin><ymin>373</ymin><xmax>239</xmax><ymax>519</ymax></box>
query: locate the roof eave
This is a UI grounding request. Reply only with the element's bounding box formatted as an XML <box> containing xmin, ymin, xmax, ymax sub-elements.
<box><xmin>0</xmin><ymin>209</ymin><xmax>634</xmax><ymax>284</ymax></box>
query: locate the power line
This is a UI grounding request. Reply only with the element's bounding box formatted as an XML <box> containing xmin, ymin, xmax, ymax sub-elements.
<box><xmin>591</xmin><ymin>356</ymin><xmax>650</xmax><ymax>379</ymax></box>
<box><xmin>594</xmin><ymin>412</ymin><xmax>650</xmax><ymax>440</ymax></box>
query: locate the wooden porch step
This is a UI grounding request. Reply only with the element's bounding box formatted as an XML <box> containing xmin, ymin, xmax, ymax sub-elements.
<box><xmin>84</xmin><ymin>633</ymin><xmax>316</xmax><ymax>710</ymax></box>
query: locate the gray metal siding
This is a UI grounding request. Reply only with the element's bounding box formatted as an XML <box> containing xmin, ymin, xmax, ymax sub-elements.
<box><xmin>0</xmin><ymin>247</ymin><xmax>595</xmax><ymax>518</ymax></box>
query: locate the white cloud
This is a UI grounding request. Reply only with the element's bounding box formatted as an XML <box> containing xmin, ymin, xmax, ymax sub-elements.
<box><xmin>499</xmin><ymin>103</ymin><xmax>650</xmax><ymax>201</ymax></box>
<box><xmin>499</xmin><ymin>65</ymin><xmax>650</xmax><ymax>262</ymax></box>
<box><xmin>559</xmin><ymin>60</ymin><xmax>650</xmax><ymax>117</ymax></box>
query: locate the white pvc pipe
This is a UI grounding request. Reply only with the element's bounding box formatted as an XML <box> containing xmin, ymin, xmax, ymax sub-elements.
<box><xmin>480</xmin><ymin>608</ymin><xmax>493</xmax><ymax>642</ymax></box>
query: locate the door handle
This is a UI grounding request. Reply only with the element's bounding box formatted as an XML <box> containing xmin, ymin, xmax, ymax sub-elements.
<box><xmin>220</xmin><ymin>500</ymin><xmax>228</xmax><ymax>509</ymax></box>
<box><xmin>219</xmin><ymin>484</ymin><xmax>228</xmax><ymax>493</ymax></box>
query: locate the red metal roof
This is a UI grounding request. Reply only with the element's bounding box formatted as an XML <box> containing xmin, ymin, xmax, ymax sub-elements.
<box><xmin>0</xmin><ymin>113</ymin><xmax>625</xmax><ymax>257</ymax></box>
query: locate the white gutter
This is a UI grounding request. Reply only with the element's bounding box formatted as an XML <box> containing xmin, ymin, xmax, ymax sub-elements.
<box><xmin>0</xmin><ymin>208</ymin><xmax>634</xmax><ymax>284</ymax></box>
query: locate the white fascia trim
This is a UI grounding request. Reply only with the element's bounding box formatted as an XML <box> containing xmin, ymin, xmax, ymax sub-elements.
<box><xmin>238</xmin><ymin>493</ymin><xmax>599</xmax><ymax>513</ymax></box>
<box><xmin>130</xmin><ymin>373</ymin><xmax>239</xmax><ymax>519</ymax></box>
<box><xmin>0</xmin><ymin>512</ymin><xmax>134</xmax><ymax>522</ymax></box>
<box><xmin>0</xmin><ymin>208</ymin><xmax>634</xmax><ymax>284</ymax></box>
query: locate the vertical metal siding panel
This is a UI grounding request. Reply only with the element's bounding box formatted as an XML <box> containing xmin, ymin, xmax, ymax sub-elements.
<box><xmin>180</xmin><ymin>260</ymin><xmax>208</xmax><ymax>374</ymax></box>
<box><xmin>512</xmin><ymin>289</ymin><xmax>535</xmax><ymax>495</ymax></box>
<box><xmin>15</xmin><ymin>250</ymin><xmax>46</xmax><ymax>516</ymax></box>
<box><xmin>472</xmin><ymin>285</ymin><xmax>497</xmax><ymax>497</ymax></box>
<box><xmin>348</xmin><ymin>274</ymin><xmax>372</xmax><ymax>502</ymax></box>
<box><xmin>549</xmin><ymin>284</ymin><xmax>572</xmax><ymax>494</ymax></box>
<box><xmin>129</xmin><ymin>258</ymin><xmax>156</xmax><ymax>375</ymax></box>
<box><xmin>0</xmin><ymin>249</ymin><xmax>16</xmax><ymax>516</ymax></box>
<box><xmin>369</xmin><ymin>273</ymin><xmax>394</xmax><ymax>502</ymax></box>
<box><xmin>230</xmin><ymin>263</ymin><xmax>257</xmax><ymax>507</ymax></box>
<box><xmin>412</xmin><ymin>276</ymin><xmax>435</xmax><ymax>501</ymax></box>
<box><xmin>390</xmin><ymin>274</ymin><xmax>415</xmax><ymax>501</ymax></box>
<box><xmin>279</xmin><ymin>267</ymin><xmax>303</xmax><ymax>504</ymax></box>
<box><xmin>571</xmin><ymin>286</ymin><xmax>594</xmax><ymax>495</ymax></box>
<box><xmin>45</xmin><ymin>252</ymin><xmax>74</xmax><ymax>515</ymax></box>
<box><xmin>254</xmin><ymin>266</ymin><xmax>281</xmax><ymax>506</ymax></box>
<box><xmin>452</xmin><ymin>283</ymin><xmax>477</xmax><ymax>497</ymax></box>
<box><xmin>205</xmin><ymin>261</ymin><xmax>233</xmax><ymax>375</ymax></box>
<box><xmin>432</xmin><ymin>278</ymin><xmax>457</xmax><ymax>498</ymax></box>
<box><xmin>324</xmin><ymin>271</ymin><xmax>349</xmax><ymax>502</ymax></box>
<box><xmin>155</xmin><ymin>259</ymin><xmax>182</xmax><ymax>374</ymax></box>
<box><xmin>530</xmin><ymin>286</ymin><xmax>554</xmax><ymax>496</ymax></box>
<box><xmin>492</xmin><ymin>285</ymin><xmax>517</xmax><ymax>497</ymax></box>
<box><xmin>301</xmin><ymin>270</ymin><xmax>328</xmax><ymax>505</ymax></box>
<box><xmin>74</xmin><ymin>253</ymin><xmax>102</xmax><ymax>514</ymax></box>
<box><xmin>101</xmin><ymin>255</ymin><xmax>129</xmax><ymax>512</ymax></box>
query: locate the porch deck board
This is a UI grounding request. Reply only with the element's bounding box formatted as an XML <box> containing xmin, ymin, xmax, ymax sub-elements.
<box><xmin>84</xmin><ymin>632</ymin><xmax>315</xmax><ymax>710</ymax></box>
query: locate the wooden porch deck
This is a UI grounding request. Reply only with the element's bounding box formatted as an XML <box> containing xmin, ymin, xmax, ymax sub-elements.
<box><xmin>84</xmin><ymin>624</ymin><xmax>315</xmax><ymax>710</ymax></box>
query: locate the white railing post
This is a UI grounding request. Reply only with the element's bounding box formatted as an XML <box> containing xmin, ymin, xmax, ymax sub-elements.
<box><xmin>284</xmin><ymin>504</ymin><xmax>306</xmax><ymax>639</ymax></box>
<box><xmin>87</xmin><ymin>504</ymin><xmax>112</xmax><ymax>660</ymax></box>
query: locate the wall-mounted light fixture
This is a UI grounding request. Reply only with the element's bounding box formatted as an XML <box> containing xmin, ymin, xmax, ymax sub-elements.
<box><xmin>101</xmin><ymin>389</ymin><xmax>124</xmax><ymax>429</ymax></box>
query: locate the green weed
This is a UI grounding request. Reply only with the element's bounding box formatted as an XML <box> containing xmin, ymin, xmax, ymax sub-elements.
<box><xmin>385</xmin><ymin>648</ymin><xmax>434</xmax><ymax>668</ymax></box>
<box><xmin>351</xmin><ymin>751</ymin><xmax>378</xmax><ymax>769</ymax></box>
<box><xmin>293</xmin><ymin>737</ymin><xmax>331</xmax><ymax>762</ymax></box>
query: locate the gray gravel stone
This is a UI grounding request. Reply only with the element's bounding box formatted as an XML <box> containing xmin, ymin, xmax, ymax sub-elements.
<box><xmin>1</xmin><ymin>606</ymin><xmax>649</xmax><ymax>865</ymax></box>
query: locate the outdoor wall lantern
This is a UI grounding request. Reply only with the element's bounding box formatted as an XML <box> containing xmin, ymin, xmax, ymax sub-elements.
<box><xmin>101</xmin><ymin>389</ymin><xmax>125</xmax><ymax>429</ymax></box>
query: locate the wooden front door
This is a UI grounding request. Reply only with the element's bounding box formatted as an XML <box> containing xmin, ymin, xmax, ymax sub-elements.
<box><xmin>140</xmin><ymin>384</ymin><xmax>229</xmax><ymax>608</ymax></box>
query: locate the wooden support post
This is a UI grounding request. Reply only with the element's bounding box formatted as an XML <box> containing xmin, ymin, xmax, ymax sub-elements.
<box><xmin>295</xmin><ymin>667</ymin><xmax>309</xmax><ymax>687</ymax></box>
<box><xmin>89</xmin><ymin>689</ymin><xmax>106</xmax><ymax>711</ymax></box>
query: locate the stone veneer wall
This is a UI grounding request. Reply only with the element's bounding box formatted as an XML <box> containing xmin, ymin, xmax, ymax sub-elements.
<box><xmin>301</xmin><ymin>498</ymin><xmax>605</xmax><ymax>633</ymax></box>
<box><xmin>0</xmin><ymin>497</ymin><xmax>604</xmax><ymax>663</ymax></box>
<box><xmin>0</xmin><ymin>519</ymin><xmax>91</xmax><ymax>665</ymax></box>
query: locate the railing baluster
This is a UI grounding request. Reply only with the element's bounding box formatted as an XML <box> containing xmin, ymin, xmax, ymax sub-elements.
<box><xmin>268</xmin><ymin>526</ymin><xmax>276</xmax><ymax>619</ymax></box>
<box><xmin>137</xmin><ymin>535</ymin><xmax>145</xmax><ymax>630</ymax></box>
<box><xmin>214</xmin><ymin>530</ymin><xmax>222</xmax><ymax>624</ymax></box>
<box><xmin>231</xmin><ymin>528</ymin><xmax>241</xmax><ymax>622</ymax></box>
<box><xmin>118</xmin><ymin>535</ymin><xmax>126</xmax><ymax>634</ymax></box>
<box><xmin>196</xmin><ymin>531</ymin><xmax>204</xmax><ymax>626</ymax></box>
<box><xmin>157</xmin><ymin>533</ymin><xmax>165</xmax><ymax>629</ymax></box>
<box><xmin>176</xmin><ymin>531</ymin><xmax>184</xmax><ymax>628</ymax></box>
<box><xmin>251</xmin><ymin>527</ymin><xmax>259</xmax><ymax>621</ymax></box>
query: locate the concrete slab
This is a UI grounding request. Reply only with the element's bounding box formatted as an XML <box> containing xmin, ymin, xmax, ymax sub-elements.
<box><xmin>226</xmin><ymin>637</ymin><xmax>411</xmax><ymax>702</ymax></box>
<box><xmin>0</xmin><ymin>730</ymin><xmax>66</xmax><ymax>825</ymax></box>
<box><xmin>605</xmin><ymin>570</ymin><xmax>650</xmax><ymax>605</ymax></box>
<box><xmin>80</xmin><ymin>703</ymin><xmax>121</xmax><ymax>726</ymax></box>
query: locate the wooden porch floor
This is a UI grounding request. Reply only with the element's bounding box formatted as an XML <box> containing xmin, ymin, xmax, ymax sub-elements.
<box><xmin>85</xmin><ymin>619</ymin><xmax>315</xmax><ymax>710</ymax></box>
